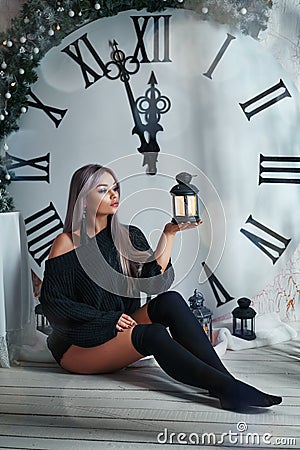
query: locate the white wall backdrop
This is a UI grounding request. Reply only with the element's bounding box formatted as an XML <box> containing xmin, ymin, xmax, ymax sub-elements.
<box><xmin>2</xmin><ymin>2</ymin><xmax>300</xmax><ymax>323</ymax></box>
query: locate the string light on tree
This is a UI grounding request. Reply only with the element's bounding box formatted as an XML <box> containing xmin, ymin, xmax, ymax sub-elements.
<box><xmin>0</xmin><ymin>150</ymin><xmax>14</xmax><ymax>212</ymax></box>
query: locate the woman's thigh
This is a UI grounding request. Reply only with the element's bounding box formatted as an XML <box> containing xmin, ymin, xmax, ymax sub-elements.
<box><xmin>60</xmin><ymin>302</ymin><xmax>153</xmax><ymax>375</ymax></box>
<box><xmin>60</xmin><ymin>327</ymin><xmax>144</xmax><ymax>375</ymax></box>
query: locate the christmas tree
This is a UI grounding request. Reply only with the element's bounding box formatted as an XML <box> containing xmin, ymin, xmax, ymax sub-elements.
<box><xmin>0</xmin><ymin>154</ymin><xmax>14</xmax><ymax>212</ymax></box>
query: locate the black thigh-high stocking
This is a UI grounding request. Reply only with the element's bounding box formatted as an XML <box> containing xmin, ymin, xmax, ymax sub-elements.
<box><xmin>131</xmin><ymin>322</ymin><xmax>282</xmax><ymax>410</ymax></box>
<box><xmin>147</xmin><ymin>291</ymin><xmax>233</xmax><ymax>378</ymax></box>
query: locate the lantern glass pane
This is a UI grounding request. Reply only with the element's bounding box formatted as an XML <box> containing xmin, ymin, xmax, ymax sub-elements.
<box><xmin>175</xmin><ymin>196</ymin><xmax>185</xmax><ymax>216</ymax></box>
<box><xmin>187</xmin><ymin>195</ymin><xmax>197</xmax><ymax>216</ymax></box>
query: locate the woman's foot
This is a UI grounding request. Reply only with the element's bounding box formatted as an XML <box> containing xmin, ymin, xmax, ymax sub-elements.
<box><xmin>218</xmin><ymin>380</ymin><xmax>282</xmax><ymax>411</ymax></box>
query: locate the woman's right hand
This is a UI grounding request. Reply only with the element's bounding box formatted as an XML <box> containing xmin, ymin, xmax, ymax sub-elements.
<box><xmin>116</xmin><ymin>314</ymin><xmax>137</xmax><ymax>332</ymax></box>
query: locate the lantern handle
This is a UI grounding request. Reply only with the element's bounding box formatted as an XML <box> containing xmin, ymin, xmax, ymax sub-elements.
<box><xmin>175</xmin><ymin>172</ymin><xmax>197</xmax><ymax>185</ymax></box>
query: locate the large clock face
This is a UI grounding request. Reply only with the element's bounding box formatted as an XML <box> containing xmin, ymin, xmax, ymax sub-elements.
<box><xmin>8</xmin><ymin>8</ymin><xmax>300</xmax><ymax>320</ymax></box>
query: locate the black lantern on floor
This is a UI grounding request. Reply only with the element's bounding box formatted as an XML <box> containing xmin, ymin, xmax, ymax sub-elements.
<box><xmin>170</xmin><ymin>172</ymin><xmax>200</xmax><ymax>224</ymax></box>
<box><xmin>188</xmin><ymin>289</ymin><xmax>213</xmax><ymax>342</ymax></box>
<box><xmin>232</xmin><ymin>297</ymin><xmax>256</xmax><ymax>340</ymax></box>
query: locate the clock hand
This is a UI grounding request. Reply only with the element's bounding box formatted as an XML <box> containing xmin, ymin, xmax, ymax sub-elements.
<box><xmin>105</xmin><ymin>40</ymin><xmax>147</xmax><ymax>155</ymax></box>
<box><xmin>136</xmin><ymin>71</ymin><xmax>171</xmax><ymax>174</ymax></box>
<box><xmin>105</xmin><ymin>41</ymin><xmax>171</xmax><ymax>175</ymax></box>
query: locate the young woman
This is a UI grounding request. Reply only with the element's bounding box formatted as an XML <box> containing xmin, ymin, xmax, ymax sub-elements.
<box><xmin>39</xmin><ymin>164</ymin><xmax>282</xmax><ymax>411</ymax></box>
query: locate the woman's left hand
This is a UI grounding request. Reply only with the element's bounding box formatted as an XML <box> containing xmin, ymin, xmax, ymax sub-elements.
<box><xmin>164</xmin><ymin>219</ymin><xmax>203</xmax><ymax>236</ymax></box>
<box><xmin>116</xmin><ymin>313</ymin><xmax>137</xmax><ymax>332</ymax></box>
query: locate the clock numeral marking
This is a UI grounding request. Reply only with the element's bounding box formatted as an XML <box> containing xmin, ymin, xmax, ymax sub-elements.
<box><xmin>240</xmin><ymin>214</ymin><xmax>291</xmax><ymax>265</ymax></box>
<box><xmin>131</xmin><ymin>15</ymin><xmax>171</xmax><ymax>63</ymax></box>
<box><xmin>239</xmin><ymin>79</ymin><xmax>291</xmax><ymax>121</ymax></box>
<box><xmin>24</xmin><ymin>202</ymin><xmax>63</xmax><ymax>266</ymax></box>
<box><xmin>61</xmin><ymin>33</ymin><xmax>110</xmax><ymax>89</ymax></box>
<box><xmin>203</xmin><ymin>33</ymin><xmax>236</xmax><ymax>80</ymax></box>
<box><xmin>201</xmin><ymin>262</ymin><xmax>235</xmax><ymax>308</ymax></box>
<box><xmin>259</xmin><ymin>154</ymin><xmax>300</xmax><ymax>185</ymax></box>
<box><xmin>27</xmin><ymin>89</ymin><xmax>68</xmax><ymax>128</ymax></box>
<box><xmin>6</xmin><ymin>151</ymin><xmax>50</xmax><ymax>183</ymax></box>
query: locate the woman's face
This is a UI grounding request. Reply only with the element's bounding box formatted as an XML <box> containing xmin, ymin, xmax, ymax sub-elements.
<box><xmin>85</xmin><ymin>171</ymin><xmax>119</xmax><ymax>218</ymax></box>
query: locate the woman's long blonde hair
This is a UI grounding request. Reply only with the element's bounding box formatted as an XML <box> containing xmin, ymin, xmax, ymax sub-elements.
<box><xmin>63</xmin><ymin>164</ymin><xmax>152</xmax><ymax>296</ymax></box>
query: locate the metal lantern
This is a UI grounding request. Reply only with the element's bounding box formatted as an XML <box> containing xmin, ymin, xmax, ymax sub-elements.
<box><xmin>170</xmin><ymin>172</ymin><xmax>200</xmax><ymax>224</ymax></box>
<box><xmin>232</xmin><ymin>297</ymin><xmax>256</xmax><ymax>341</ymax></box>
<box><xmin>188</xmin><ymin>289</ymin><xmax>213</xmax><ymax>342</ymax></box>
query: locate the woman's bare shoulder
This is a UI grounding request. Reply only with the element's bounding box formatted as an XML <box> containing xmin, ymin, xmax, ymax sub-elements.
<box><xmin>48</xmin><ymin>232</ymin><xmax>80</xmax><ymax>259</ymax></box>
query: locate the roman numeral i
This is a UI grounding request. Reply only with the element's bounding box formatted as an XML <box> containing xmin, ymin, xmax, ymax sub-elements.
<box><xmin>203</xmin><ymin>33</ymin><xmax>236</xmax><ymax>80</ymax></box>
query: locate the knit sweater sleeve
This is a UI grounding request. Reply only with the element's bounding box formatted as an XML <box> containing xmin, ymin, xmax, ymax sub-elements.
<box><xmin>39</xmin><ymin>252</ymin><xmax>123</xmax><ymax>347</ymax></box>
<box><xmin>129</xmin><ymin>225</ymin><xmax>175</xmax><ymax>295</ymax></box>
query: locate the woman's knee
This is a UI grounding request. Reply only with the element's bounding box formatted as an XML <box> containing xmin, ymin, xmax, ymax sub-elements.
<box><xmin>158</xmin><ymin>291</ymin><xmax>186</xmax><ymax>308</ymax></box>
<box><xmin>131</xmin><ymin>323</ymin><xmax>168</xmax><ymax>356</ymax></box>
<box><xmin>157</xmin><ymin>290</ymin><xmax>184</xmax><ymax>301</ymax></box>
<box><xmin>148</xmin><ymin>290</ymin><xmax>186</xmax><ymax>322</ymax></box>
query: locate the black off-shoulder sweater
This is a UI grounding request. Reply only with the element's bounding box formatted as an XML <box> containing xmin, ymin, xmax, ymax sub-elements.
<box><xmin>39</xmin><ymin>223</ymin><xmax>175</xmax><ymax>363</ymax></box>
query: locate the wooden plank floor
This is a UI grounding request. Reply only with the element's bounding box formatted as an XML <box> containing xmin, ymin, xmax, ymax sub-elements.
<box><xmin>0</xmin><ymin>322</ymin><xmax>299</xmax><ymax>449</ymax></box>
